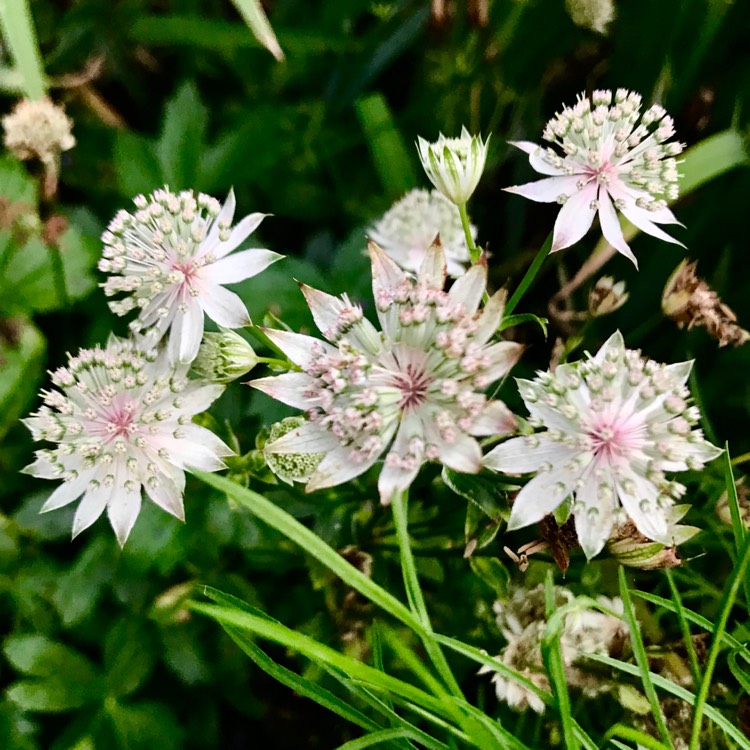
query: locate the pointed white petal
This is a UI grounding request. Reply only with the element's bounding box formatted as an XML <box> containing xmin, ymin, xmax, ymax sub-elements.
<box><xmin>107</xmin><ymin>488</ymin><xmax>143</xmax><ymax>548</ymax></box>
<box><xmin>505</xmin><ymin>175</ymin><xmax>580</xmax><ymax>203</ymax></box>
<box><xmin>449</xmin><ymin>257</ymin><xmax>487</xmax><ymax>314</ymax></box>
<box><xmin>378</xmin><ymin>419</ymin><xmax>425</xmax><ymax>504</ymax></box>
<box><xmin>203</xmin><ymin>249</ymin><xmax>282</xmax><ymax>284</ymax></box>
<box><xmin>40</xmin><ymin>472</ymin><xmax>93</xmax><ymax>512</ymax></box>
<box><xmin>615</xmin><ymin>471</ymin><xmax>669</xmax><ymax>543</ymax></box>
<box><xmin>484</xmin><ymin>434</ymin><xmax>574</xmax><ymax>474</ymax></box>
<box><xmin>173</xmin><ymin>383</ymin><xmax>225</xmax><ymax>415</ymax></box>
<box><xmin>620</xmin><ymin>203</ymin><xmax>685</xmax><ymax>247</ymax></box>
<box><xmin>214</xmin><ymin>213</ymin><xmax>268</xmax><ymax>259</ymax></box>
<box><xmin>551</xmin><ymin>185</ymin><xmax>597</xmax><ymax>251</ymax></box>
<box><xmin>299</xmin><ymin>284</ymin><xmax>348</xmax><ymax>339</ymax></box>
<box><xmin>144</xmin><ymin>477</ymin><xmax>185</xmax><ymax>521</ymax></box>
<box><xmin>473</xmin><ymin>289</ymin><xmax>506</xmax><ymax>345</ymax></box>
<box><xmin>593</xmin><ymin>330</ymin><xmax>625</xmax><ymax>364</ymax></box>
<box><xmin>266</xmin><ymin>421</ymin><xmax>340</xmax><ymax>454</ymax></box>
<box><xmin>261</xmin><ymin>328</ymin><xmax>335</xmax><ymax>368</ymax></box>
<box><xmin>22</xmin><ymin>454</ymin><xmax>61</xmax><ymax>479</ymax></box>
<box><xmin>574</xmin><ymin>467</ymin><xmax>616</xmax><ymax>559</ymax></box>
<box><xmin>470</xmin><ymin>400</ymin><xmax>517</xmax><ymax>437</ymax></box>
<box><xmin>71</xmin><ymin>482</ymin><xmax>112</xmax><ymax>538</ymax></box>
<box><xmin>482</xmin><ymin>341</ymin><xmax>524</xmax><ymax>382</ymax></box>
<box><xmin>182</xmin><ymin>424</ymin><xmax>234</xmax><ymax>458</ymax></box>
<box><xmin>509</xmin><ymin>141</ymin><xmax>566</xmax><ymax>176</ymax></box>
<box><xmin>199</xmin><ymin>284</ymin><xmax>251</xmax><ymax>329</ymax></box>
<box><xmin>306</xmin><ymin>447</ymin><xmax>378</xmax><ymax>492</ymax></box>
<box><xmin>250</xmin><ymin>372</ymin><xmax>317</xmax><ymax>409</ymax></box>
<box><xmin>417</xmin><ymin>240</ymin><xmax>447</xmax><ymax>288</ymax></box>
<box><xmin>435</xmin><ymin>432</ymin><xmax>482</xmax><ymax>474</ymax></box>
<box><xmin>599</xmin><ymin>190</ymin><xmax>638</xmax><ymax>267</ymax></box>
<box><xmin>169</xmin><ymin>300</ymin><xmax>204</xmax><ymax>365</ymax></box>
<box><xmin>369</xmin><ymin>240</ymin><xmax>406</xmax><ymax>295</ymax></box>
<box><xmin>664</xmin><ymin>360</ymin><xmax>693</xmax><ymax>386</ymax></box>
<box><xmin>507</xmin><ymin>465</ymin><xmax>583</xmax><ymax>531</ymax></box>
<box><xmin>203</xmin><ymin>189</ymin><xmax>236</xmax><ymax>253</ymax></box>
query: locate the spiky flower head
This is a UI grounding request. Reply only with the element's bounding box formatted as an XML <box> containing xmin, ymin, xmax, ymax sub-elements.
<box><xmin>192</xmin><ymin>329</ymin><xmax>258</xmax><ymax>384</ymax></box>
<box><xmin>607</xmin><ymin>504</ymin><xmax>699</xmax><ymax>569</ymax></box>
<box><xmin>2</xmin><ymin>97</ymin><xmax>75</xmax><ymax>164</ymax></box>
<box><xmin>250</xmin><ymin>240</ymin><xmax>522</xmax><ymax>503</ymax></box>
<box><xmin>368</xmin><ymin>189</ymin><xmax>474</xmax><ymax>277</ymax></box>
<box><xmin>589</xmin><ymin>276</ymin><xmax>629</xmax><ymax>317</ymax></box>
<box><xmin>484</xmin><ymin>331</ymin><xmax>722</xmax><ymax>559</ymax></box>
<box><xmin>417</xmin><ymin>127</ymin><xmax>489</xmax><ymax>206</ymax></box>
<box><xmin>99</xmin><ymin>188</ymin><xmax>283</xmax><ymax>365</ymax></box>
<box><xmin>480</xmin><ymin>585</ymin><xmax>626</xmax><ymax>714</ymax></box>
<box><xmin>22</xmin><ymin>337</ymin><xmax>232</xmax><ymax>545</ymax></box>
<box><xmin>565</xmin><ymin>0</ymin><xmax>615</xmax><ymax>34</ymax></box>
<box><xmin>506</xmin><ymin>89</ymin><xmax>684</xmax><ymax>265</ymax></box>
<box><xmin>264</xmin><ymin>417</ymin><xmax>325</xmax><ymax>485</ymax></box>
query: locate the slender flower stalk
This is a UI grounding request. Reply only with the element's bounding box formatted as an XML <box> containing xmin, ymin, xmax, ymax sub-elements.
<box><xmin>484</xmin><ymin>331</ymin><xmax>722</xmax><ymax>558</ymax></box>
<box><xmin>251</xmin><ymin>239</ymin><xmax>522</xmax><ymax>503</ymax></box>
<box><xmin>22</xmin><ymin>337</ymin><xmax>232</xmax><ymax>545</ymax></box>
<box><xmin>99</xmin><ymin>187</ymin><xmax>283</xmax><ymax>364</ymax></box>
<box><xmin>506</xmin><ymin>89</ymin><xmax>685</xmax><ymax>266</ymax></box>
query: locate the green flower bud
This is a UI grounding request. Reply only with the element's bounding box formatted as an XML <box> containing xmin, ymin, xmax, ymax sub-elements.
<box><xmin>264</xmin><ymin>417</ymin><xmax>324</xmax><ymax>485</ymax></box>
<box><xmin>192</xmin><ymin>329</ymin><xmax>258</xmax><ymax>384</ymax></box>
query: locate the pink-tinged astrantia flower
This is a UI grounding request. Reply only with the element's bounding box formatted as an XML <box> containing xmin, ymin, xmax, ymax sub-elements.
<box><xmin>22</xmin><ymin>337</ymin><xmax>233</xmax><ymax>546</ymax></box>
<box><xmin>251</xmin><ymin>240</ymin><xmax>522</xmax><ymax>503</ymax></box>
<box><xmin>484</xmin><ymin>331</ymin><xmax>721</xmax><ymax>558</ymax></box>
<box><xmin>506</xmin><ymin>89</ymin><xmax>685</xmax><ymax>266</ymax></box>
<box><xmin>368</xmin><ymin>189</ymin><xmax>474</xmax><ymax>277</ymax></box>
<box><xmin>99</xmin><ymin>188</ymin><xmax>283</xmax><ymax>364</ymax></box>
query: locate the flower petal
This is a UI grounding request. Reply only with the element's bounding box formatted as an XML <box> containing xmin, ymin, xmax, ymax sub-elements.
<box><xmin>599</xmin><ymin>190</ymin><xmax>638</xmax><ymax>267</ymax></box>
<box><xmin>505</xmin><ymin>175</ymin><xmax>580</xmax><ymax>203</ymax></box>
<box><xmin>620</xmin><ymin>203</ymin><xmax>685</xmax><ymax>247</ymax></box>
<box><xmin>144</xmin><ymin>476</ymin><xmax>185</xmax><ymax>521</ymax></box>
<box><xmin>614</xmin><ymin>471</ymin><xmax>669</xmax><ymax>543</ymax></box>
<box><xmin>40</xmin><ymin>471</ymin><xmax>94</xmax><ymax>512</ymax></box>
<box><xmin>107</xmin><ymin>486</ymin><xmax>142</xmax><ymax>547</ymax></box>
<box><xmin>473</xmin><ymin>289</ymin><xmax>506</xmax><ymax>346</ymax></box>
<box><xmin>449</xmin><ymin>255</ymin><xmax>487</xmax><ymax>314</ymax></box>
<box><xmin>72</xmin><ymin>481</ymin><xmax>112</xmax><ymax>538</ymax></box>
<box><xmin>199</xmin><ymin>284</ymin><xmax>251</xmax><ymax>329</ymax></box>
<box><xmin>551</xmin><ymin>185</ymin><xmax>597</xmax><ymax>251</ymax></box>
<box><xmin>203</xmin><ymin>249</ymin><xmax>283</xmax><ymax>285</ymax></box>
<box><xmin>482</xmin><ymin>341</ymin><xmax>524</xmax><ymax>383</ymax></box>
<box><xmin>168</xmin><ymin>299</ymin><xmax>204</xmax><ymax>365</ymax></box>
<box><xmin>417</xmin><ymin>239</ymin><xmax>447</xmax><ymax>288</ymax></box>
<box><xmin>306</xmin><ymin>447</ymin><xmax>379</xmax><ymax>492</ymax></box>
<box><xmin>510</xmin><ymin>141</ymin><xmax>567</xmax><ymax>176</ymax></box>
<box><xmin>470</xmin><ymin>400</ymin><xmax>517</xmax><ymax>437</ymax></box>
<box><xmin>171</xmin><ymin>383</ymin><xmax>225</xmax><ymax>415</ymax></box>
<box><xmin>265</xmin><ymin>420</ymin><xmax>340</xmax><ymax>453</ymax></box>
<box><xmin>574</xmin><ymin>467</ymin><xmax>617</xmax><ymax>559</ymax></box>
<box><xmin>203</xmin><ymin>189</ymin><xmax>236</xmax><ymax>254</ymax></box>
<box><xmin>507</xmin><ymin>464</ymin><xmax>583</xmax><ymax>531</ymax></box>
<box><xmin>485</xmin><ymin>434</ymin><xmax>575</xmax><ymax>474</ymax></box>
<box><xmin>434</xmin><ymin>432</ymin><xmax>482</xmax><ymax>474</ymax></box>
<box><xmin>260</xmin><ymin>328</ymin><xmax>336</xmax><ymax>368</ymax></box>
<box><xmin>299</xmin><ymin>284</ymin><xmax>349</xmax><ymax>340</ymax></box>
<box><xmin>250</xmin><ymin>372</ymin><xmax>317</xmax><ymax>410</ymax></box>
<box><xmin>378</xmin><ymin>418</ymin><xmax>425</xmax><ymax>504</ymax></box>
<box><xmin>214</xmin><ymin>213</ymin><xmax>268</xmax><ymax>259</ymax></box>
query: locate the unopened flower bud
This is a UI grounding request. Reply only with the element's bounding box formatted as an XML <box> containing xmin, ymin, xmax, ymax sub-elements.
<box><xmin>607</xmin><ymin>505</ymin><xmax>699</xmax><ymax>569</ymax></box>
<box><xmin>417</xmin><ymin>127</ymin><xmax>489</xmax><ymax>206</ymax></box>
<box><xmin>264</xmin><ymin>417</ymin><xmax>324</xmax><ymax>485</ymax></box>
<box><xmin>192</xmin><ymin>330</ymin><xmax>258</xmax><ymax>383</ymax></box>
<box><xmin>589</xmin><ymin>276</ymin><xmax>629</xmax><ymax>317</ymax></box>
<box><xmin>3</xmin><ymin>97</ymin><xmax>75</xmax><ymax>164</ymax></box>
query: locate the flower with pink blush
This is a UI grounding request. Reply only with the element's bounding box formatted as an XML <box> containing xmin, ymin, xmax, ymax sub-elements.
<box><xmin>22</xmin><ymin>337</ymin><xmax>232</xmax><ymax>546</ymax></box>
<box><xmin>506</xmin><ymin>89</ymin><xmax>685</xmax><ymax>266</ymax></box>
<box><xmin>99</xmin><ymin>188</ymin><xmax>283</xmax><ymax>364</ymax></box>
<box><xmin>484</xmin><ymin>331</ymin><xmax>721</xmax><ymax>558</ymax></box>
<box><xmin>251</xmin><ymin>240</ymin><xmax>522</xmax><ymax>504</ymax></box>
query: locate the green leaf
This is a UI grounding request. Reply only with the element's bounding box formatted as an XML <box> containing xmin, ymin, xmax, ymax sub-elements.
<box><xmin>0</xmin><ymin>0</ymin><xmax>46</xmax><ymax>99</ymax></box>
<box><xmin>498</xmin><ymin>313</ymin><xmax>548</xmax><ymax>337</ymax></box>
<box><xmin>229</xmin><ymin>0</ymin><xmax>284</xmax><ymax>61</ymax></box>
<box><xmin>105</xmin><ymin>699</ymin><xmax>182</xmax><ymax>750</ymax></box>
<box><xmin>603</xmin><ymin>724</ymin><xmax>671</xmax><ymax>750</ymax></box>
<box><xmin>157</xmin><ymin>82</ymin><xmax>208</xmax><ymax>191</ymax></box>
<box><xmin>469</xmin><ymin>557</ymin><xmax>510</xmax><ymax>597</ymax></box>
<box><xmin>442</xmin><ymin>467</ymin><xmax>511</xmax><ymax>520</ymax></box>
<box><xmin>335</xmin><ymin>729</ymin><xmax>423</xmax><ymax>750</ymax></box>
<box><xmin>104</xmin><ymin>618</ymin><xmax>157</xmax><ymax>698</ymax></box>
<box><xmin>4</xmin><ymin>636</ymin><xmax>101</xmax><ymax>713</ymax></box>
<box><xmin>113</xmin><ymin>132</ymin><xmax>162</xmax><ymax>198</ymax></box>
<box><xmin>0</xmin><ymin>317</ymin><xmax>45</xmax><ymax>441</ymax></box>
<box><xmin>0</xmin><ymin>156</ymin><xmax>36</xmax><ymax>203</ymax></box>
<box><xmin>355</xmin><ymin>93</ymin><xmax>418</xmax><ymax>201</ymax></box>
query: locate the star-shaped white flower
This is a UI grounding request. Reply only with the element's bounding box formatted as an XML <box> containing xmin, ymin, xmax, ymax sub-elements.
<box><xmin>251</xmin><ymin>240</ymin><xmax>522</xmax><ymax>503</ymax></box>
<box><xmin>484</xmin><ymin>331</ymin><xmax>722</xmax><ymax>558</ymax></box>
<box><xmin>99</xmin><ymin>187</ymin><xmax>283</xmax><ymax>364</ymax></box>
<box><xmin>506</xmin><ymin>89</ymin><xmax>685</xmax><ymax>266</ymax></box>
<box><xmin>22</xmin><ymin>337</ymin><xmax>233</xmax><ymax>545</ymax></box>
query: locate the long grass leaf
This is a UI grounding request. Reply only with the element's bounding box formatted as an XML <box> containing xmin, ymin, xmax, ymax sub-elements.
<box><xmin>229</xmin><ymin>0</ymin><xmax>284</xmax><ymax>60</ymax></box>
<box><xmin>665</xmin><ymin>569</ymin><xmax>702</xmax><ymax>688</ymax></box>
<box><xmin>0</xmin><ymin>0</ymin><xmax>46</xmax><ymax>99</ymax></box>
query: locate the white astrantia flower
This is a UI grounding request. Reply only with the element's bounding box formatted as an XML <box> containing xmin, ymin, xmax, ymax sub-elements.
<box><xmin>368</xmin><ymin>189</ymin><xmax>474</xmax><ymax>277</ymax></box>
<box><xmin>417</xmin><ymin>127</ymin><xmax>489</xmax><ymax>206</ymax></box>
<box><xmin>250</xmin><ymin>239</ymin><xmax>522</xmax><ymax>503</ymax></box>
<box><xmin>99</xmin><ymin>187</ymin><xmax>283</xmax><ymax>364</ymax></box>
<box><xmin>22</xmin><ymin>337</ymin><xmax>233</xmax><ymax>546</ymax></box>
<box><xmin>484</xmin><ymin>331</ymin><xmax>722</xmax><ymax>559</ymax></box>
<box><xmin>506</xmin><ymin>89</ymin><xmax>685</xmax><ymax>266</ymax></box>
<box><xmin>480</xmin><ymin>585</ymin><xmax>626</xmax><ymax>714</ymax></box>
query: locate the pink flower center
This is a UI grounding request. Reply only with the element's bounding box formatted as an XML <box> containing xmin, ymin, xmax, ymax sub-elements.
<box><xmin>392</xmin><ymin>363</ymin><xmax>433</xmax><ymax>411</ymax></box>
<box><xmin>588</xmin><ymin>413</ymin><xmax>644</xmax><ymax>462</ymax></box>
<box><xmin>103</xmin><ymin>399</ymin><xmax>139</xmax><ymax>440</ymax></box>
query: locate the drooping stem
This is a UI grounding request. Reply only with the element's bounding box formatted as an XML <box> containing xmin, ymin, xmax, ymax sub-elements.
<box><xmin>390</xmin><ymin>489</ymin><xmax>464</xmax><ymax>698</ymax></box>
<box><xmin>47</xmin><ymin>243</ymin><xmax>69</xmax><ymax>308</ymax></box>
<box><xmin>505</xmin><ymin>232</ymin><xmax>553</xmax><ymax>317</ymax></box>
<box><xmin>458</xmin><ymin>202</ymin><xmax>479</xmax><ymax>264</ymax></box>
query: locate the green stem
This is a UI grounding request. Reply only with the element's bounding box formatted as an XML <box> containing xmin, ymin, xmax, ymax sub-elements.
<box><xmin>731</xmin><ymin>450</ymin><xmax>750</xmax><ymax>467</ymax></box>
<box><xmin>390</xmin><ymin>489</ymin><xmax>464</xmax><ymax>699</ymax></box>
<box><xmin>505</xmin><ymin>232</ymin><xmax>553</xmax><ymax>317</ymax></box>
<box><xmin>458</xmin><ymin>203</ymin><xmax>479</xmax><ymax>264</ymax></box>
<box><xmin>665</xmin><ymin>569</ymin><xmax>702</xmax><ymax>689</ymax></box>
<box><xmin>47</xmin><ymin>244</ymin><xmax>69</xmax><ymax>308</ymax></box>
<box><xmin>0</xmin><ymin>0</ymin><xmax>47</xmax><ymax>99</ymax></box>
<box><xmin>256</xmin><ymin>356</ymin><xmax>292</xmax><ymax>368</ymax></box>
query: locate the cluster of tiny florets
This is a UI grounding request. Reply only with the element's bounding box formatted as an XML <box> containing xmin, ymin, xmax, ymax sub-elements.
<box><xmin>541</xmin><ymin>89</ymin><xmax>683</xmax><ymax>208</ymax></box>
<box><xmin>2</xmin><ymin>97</ymin><xmax>75</xmax><ymax>164</ymax></box>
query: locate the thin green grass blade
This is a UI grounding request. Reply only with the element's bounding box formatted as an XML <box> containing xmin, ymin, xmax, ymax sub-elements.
<box><xmin>0</xmin><ymin>0</ymin><xmax>46</xmax><ymax>98</ymax></box>
<box><xmin>603</xmin><ymin>724</ymin><xmax>671</xmax><ymax>750</ymax></box>
<box><xmin>728</xmin><ymin>648</ymin><xmax>750</xmax><ymax>694</ymax></box>
<box><xmin>618</xmin><ymin>567</ymin><xmax>674</xmax><ymax>749</ymax></box>
<box><xmin>724</xmin><ymin>445</ymin><xmax>750</xmax><ymax>608</ymax></box>
<box><xmin>587</xmin><ymin>653</ymin><xmax>750</xmax><ymax>749</ymax></box>
<box><xmin>378</xmin><ymin>624</ymin><xmax>448</xmax><ymax>698</ymax></box>
<box><xmin>335</xmin><ymin>729</ymin><xmax>422</xmax><ymax>750</ymax></box>
<box><xmin>688</xmin><ymin>531</ymin><xmax>750</xmax><ymax>750</ymax></box>
<box><xmin>542</xmin><ymin>572</ymin><xmax>579</xmax><ymax>750</ymax></box>
<box><xmin>665</xmin><ymin>569</ymin><xmax>702</xmax><ymax>688</ymax></box>
<box><xmin>194</xmin><ymin>471</ymin><xmax>421</xmax><ymax>631</ymax></box>
<box><xmin>229</xmin><ymin>0</ymin><xmax>284</xmax><ymax>60</ymax></box>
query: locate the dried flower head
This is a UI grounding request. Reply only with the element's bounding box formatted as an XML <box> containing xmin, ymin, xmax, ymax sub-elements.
<box><xmin>417</xmin><ymin>128</ymin><xmax>489</xmax><ymax>206</ymax></box>
<box><xmin>607</xmin><ymin>504</ymin><xmax>699</xmax><ymax>569</ymax></box>
<box><xmin>22</xmin><ymin>337</ymin><xmax>232</xmax><ymax>545</ymax></box>
<box><xmin>192</xmin><ymin>329</ymin><xmax>258</xmax><ymax>384</ymax></box>
<box><xmin>2</xmin><ymin>97</ymin><xmax>75</xmax><ymax>164</ymax></box>
<box><xmin>589</xmin><ymin>276</ymin><xmax>629</xmax><ymax>317</ymax></box>
<box><xmin>506</xmin><ymin>89</ymin><xmax>684</xmax><ymax>264</ymax></box>
<box><xmin>484</xmin><ymin>331</ymin><xmax>722</xmax><ymax>558</ymax></box>
<box><xmin>99</xmin><ymin>188</ymin><xmax>283</xmax><ymax>364</ymax></box>
<box><xmin>565</xmin><ymin>0</ymin><xmax>616</xmax><ymax>34</ymax></box>
<box><xmin>251</xmin><ymin>240</ymin><xmax>522</xmax><ymax>503</ymax></box>
<box><xmin>662</xmin><ymin>259</ymin><xmax>750</xmax><ymax>347</ymax></box>
<box><xmin>480</xmin><ymin>584</ymin><xmax>626</xmax><ymax>713</ymax></box>
<box><xmin>368</xmin><ymin>189</ymin><xmax>473</xmax><ymax>277</ymax></box>
<box><xmin>264</xmin><ymin>417</ymin><xmax>325</xmax><ymax>485</ymax></box>
<box><xmin>716</xmin><ymin>479</ymin><xmax>750</xmax><ymax>528</ymax></box>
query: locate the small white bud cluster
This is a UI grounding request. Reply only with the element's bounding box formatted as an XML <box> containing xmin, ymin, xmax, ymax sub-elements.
<box><xmin>2</xmin><ymin>97</ymin><xmax>75</xmax><ymax>164</ymax></box>
<box><xmin>193</xmin><ymin>329</ymin><xmax>258</xmax><ymax>384</ymax></box>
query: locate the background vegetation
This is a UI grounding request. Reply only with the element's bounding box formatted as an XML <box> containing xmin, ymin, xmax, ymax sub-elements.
<box><xmin>1</xmin><ymin>1</ymin><xmax>750</xmax><ymax>748</ymax></box>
